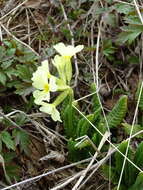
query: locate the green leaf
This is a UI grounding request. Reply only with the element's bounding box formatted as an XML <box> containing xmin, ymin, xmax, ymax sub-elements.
<box><xmin>0</xmin><ymin>46</ymin><xmax>6</xmax><ymax>59</ymax></box>
<box><xmin>117</xmin><ymin>31</ymin><xmax>141</xmax><ymax>44</ymax></box>
<box><xmin>95</xmin><ymin>121</ymin><xmax>106</xmax><ymax>145</ymax></box>
<box><xmin>1</xmin><ymin>131</ymin><xmax>15</xmax><ymax>151</ymax></box>
<box><xmin>102</xmin><ymin>164</ymin><xmax>118</xmax><ymax>184</ymax></box>
<box><xmin>14</xmin><ymin>113</ymin><xmax>28</xmax><ymax>126</ymax></box>
<box><xmin>14</xmin><ymin>82</ymin><xmax>33</xmax><ymax>96</ymax></box>
<box><xmin>122</xmin><ymin>123</ymin><xmax>143</xmax><ymax>138</ymax></box>
<box><xmin>62</xmin><ymin>93</ymin><xmax>79</xmax><ymax>139</ymax></box>
<box><xmin>63</xmin><ymin>103</ymin><xmax>77</xmax><ymax>138</ymax></box>
<box><xmin>67</xmin><ymin>139</ymin><xmax>91</xmax><ymax>162</ymax></box>
<box><xmin>0</xmin><ymin>154</ymin><xmax>11</xmax><ymax>184</ymax></box>
<box><xmin>76</xmin><ymin>112</ymin><xmax>98</xmax><ymax>137</ymax></box>
<box><xmin>1</xmin><ymin>60</ymin><xmax>14</xmax><ymax>69</ymax></box>
<box><xmin>103</xmin><ymin>39</ymin><xmax>116</xmax><ymax>57</ymax></box>
<box><xmin>15</xmin><ymin>53</ymin><xmax>38</xmax><ymax>63</ymax></box>
<box><xmin>12</xmin><ymin>129</ymin><xmax>30</xmax><ymax>155</ymax></box>
<box><xmin>15</xmin><ymin>65</ymin><xmax>33</xmax><ymax>82</ymax></box>
<box><xmin>115</xmin><ymin>141</ymin><xmax>135</xmax><ymax>187</ymax></box>
<box><xmin>5</xmin><ymin>164</ymin><xmax>20</xmax><ymax>181</ymax></box>
<box><xmin>124</xmin><ymin>15</ymin><xmax>142</xmax><ymax>25</ymax></box>
<box><xmin>6</xmin><ymin>48</ymin><xmax>16</xmax><ymax>57</ymax></box>
<box><xmin>3</xmin><ymin>152</ymin><xmax>16</xmax><ymax>163</ymax></box>
<box><xmin>0</xmin><ymin>71</ymin><xmax>7</xmax><ymax>85</ymax></box>
<box><xmin>129</xmin><ymin>172</ymin><xmax>143</xmax><ymax>190</ymax></box>
<box><xmin>5</xmin><ymin>68</ymin><xmax>17</xmax><ymax>79</ymax></box>
<box><xmin>3</xmin><ymin>40</ymin><xmax>13</xmax><ymax>48</ymax></box>
<box><xmin>0</xmin><ymin>134</ymin><xmax>2</xmax><ymax>152</ymax></box>
<box><xmin>106</xmin><ymin>95</ymin><xmax>127</xmax><ymax>128</ymax></box>
<box><xmin>113</xmin><ymin>185</ymin><xmax>127</xmax><ymax>190</ymax></box>
<box><xmin>90</xmin><ymin>83</ymin><xmax>101</xmax><ymax>112</ymax></box>
<box><xmin>135</xmin><ymin>81</ymin><xmax>143</xmax><ymax>111</ymax></box>
<box><xmin>115</xmin><ymin>3</ymin><xmax>133</xmax><ymax>14</ymax></box>
<box><xmin>134</xmin><ymin>142</ymin><xmax>143</xmax><ymax>170</ymax></box>
<box><xmin>121</xmin><ymin>25</ymin><xmax>143</xmax><ymax>32</ymax></box>
<box><xmin>67</xmin><ymin>139</ymin><xmax>78</xmax><ymax>162</ymax></box>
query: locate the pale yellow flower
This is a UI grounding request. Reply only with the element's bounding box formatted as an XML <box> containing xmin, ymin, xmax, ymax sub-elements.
<box><xmin>53</xmin><ymin>42</ymin><xmax>84</xmax><ymax>58</ymax></box>
<box><xmin>40</xmin><ymin>103</ymin><xmax>61</xmax><ymax>122</ymax></box>
<box><xmin>52</xmin><ymin>55</ymin><xmax>67</xmax><ymax>83</ymax></box>
<box><xmin>32</xmin><ymin>60</ymin><xmax>57</xmax><ymax>105</ymax></box>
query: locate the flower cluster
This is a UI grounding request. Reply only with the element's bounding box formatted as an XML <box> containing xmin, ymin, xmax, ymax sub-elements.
<box><xmin>31</xmin><ymin>43</ymin><xmax>84</xmax><ymax>121</ymax></box>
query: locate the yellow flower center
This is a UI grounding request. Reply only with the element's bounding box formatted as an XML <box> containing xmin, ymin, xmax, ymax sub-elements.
<box><xmin>63</xmin><ymin>55</ymin><xmax>71</xmax><ymax>59</ymax></box>
<box><xmin>44</xmin><ymin>84</ymin><xmax>49</xmax><ymax>92</ymax></box>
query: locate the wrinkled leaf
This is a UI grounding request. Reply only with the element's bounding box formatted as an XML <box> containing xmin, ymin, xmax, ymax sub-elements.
<box><xmin>12</xmin><ymin>129</ymin><xmax>30</xmax><ymax>155</ymax></box>
<box><xmin>0</xmin><ymin>71</ymin><xmax>7</xmax><ymax>85</ymax></box>
<box><xmin>122</xmin><ymin>123</ymin><xmax>143</xmax><ymax>138</ymax></box>
<box><xmin>129</xmin><ymin>172</ymin><xmax>143</xmax><ymax>190</ymax></box>
<box><xmin>106</xmin><ymin>95</ymin><xmax>127</xmax><ymax>128</ymax></box>
<box><xmin>1</xmin><ymin>131</ymin><xmax>15</xmax><ymax>151</ymax></box>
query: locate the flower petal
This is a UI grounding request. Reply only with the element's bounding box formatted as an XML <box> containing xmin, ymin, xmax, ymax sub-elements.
<box><xmin>39</xmin><ymin>103</ymin><xmax>53</xmax><ymax>113</ymax></box>
<box><xmin>51</xmin><ymin>107</ymin><xmax>61</xmax><ymax>122</ymax></box>
<box><xmin>39</xmin><ymin>103</ymin><xmax>61</xmax><ymax>122</ymax></box>
<box><xmin>41</xmin><ymin>60</ymin><xmax>49</xmax><ymax>71</ymax></box>
<box><xmin>32</xmin><ymin>69</ymin><xmax>48</xmax><ymax>89</ymax></box>
<box><xmin>53</xmin><ymin>42</ymin><xmax>84</xmax><ymax>57</ymax></box>
<box><xmin>74</xmin><ymin>45</ymin><xmax>84</xmax><ymax>53</ymax></box>
<box><xmin>49</xmin><ymin>76</ymin><xmax>58</xmax><ymax>92</ymax></box>
<box><xmin>53</xmin><ymin>43</ymin><xmax>66</xmax><ymax>56</ymax></box>
<box><xmin>33</xmin><ymin>90</ymin><xmax>50</xmax><ymax>105</ymax></box>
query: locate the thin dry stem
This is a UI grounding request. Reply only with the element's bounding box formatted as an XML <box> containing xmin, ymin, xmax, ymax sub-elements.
<box><xmin>0</xmin><ymin>21</ymin><xmax>39</xmax><ymax>56</ymax></box>
<box><xmin>72</xmin><ymin>131</ymin><xmax>110</xmax><ymax>190</ymax></box>
<box><xmin>72</xmin><ymin>104</ymin><xmax>143</xmax><ymax>172</ymax></box>
<box><xmin>0</xmin><ymin>0</ymin><xmax>28</xmax><ymax>21</ymax></box>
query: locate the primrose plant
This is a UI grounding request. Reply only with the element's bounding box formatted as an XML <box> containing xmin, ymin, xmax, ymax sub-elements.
<box><xmin>31</xmin><ymin>42</ymin><xmax>84</xmax><ymax>121</ymax></box>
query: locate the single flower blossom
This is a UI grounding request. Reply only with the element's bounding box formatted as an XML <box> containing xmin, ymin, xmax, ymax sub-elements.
<box><xmin>40</xmin><ymin>102</ymin><xmax>61</xmax><ymax>122</ymax></box>
<box><xmin>53</xmin><ymin>42</ymin><xmax>84</xmax><ymax>58</ymax></box>
<box><xmin>31</xmin><ymin>60</ymin><xmax>57</xmax><ymax>105</ymax></box>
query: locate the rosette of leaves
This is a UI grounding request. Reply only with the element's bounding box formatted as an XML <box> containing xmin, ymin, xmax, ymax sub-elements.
<box><xmin>102</xmin><ymin>141</ymin><xmax>143</xmax><ymax>190</ymax></box>
<box><xmin>62</xmin><ymin>83</ymin><xmax>127</xmax><ymax>161</ymax></box>
<box><xmin>0</xmin><ymin>39</ymin><xmax>39</xmax><ymax>95</ymax></box>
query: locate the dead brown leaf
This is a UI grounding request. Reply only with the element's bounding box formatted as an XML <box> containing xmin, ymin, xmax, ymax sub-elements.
<box><xmin>24</xmin><ymin>0</ymin><xmax>49</xmax><ymax>9</ymax></box>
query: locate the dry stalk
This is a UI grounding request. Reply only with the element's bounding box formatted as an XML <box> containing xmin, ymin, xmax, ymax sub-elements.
<box><xmin>0</xmin><ymin>0</ymin><xmax>28</xmax><ymax>21</ymax></box>
<box><xmin>72</xmin><ymin>131</ymin><xmax>110</xmax><ymax>190</ymax></box>
<box><xmin>0</xmin><ymin>21</ymin><xmax>39</xmax><ymax>56</ymax></box>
